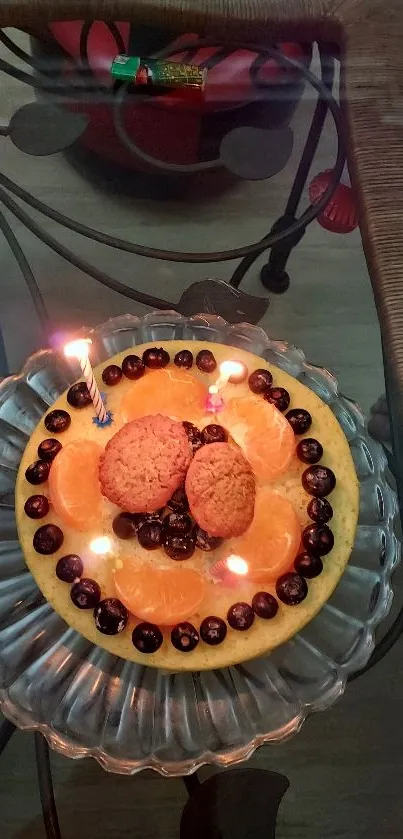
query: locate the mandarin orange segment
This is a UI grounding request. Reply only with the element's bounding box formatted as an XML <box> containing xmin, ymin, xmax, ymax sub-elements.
<box><xmin>221</xmin><ymin>396</ymin><xmax>295</xmax><ymax>481</ymax></box>
<box><xmin>114</xmin><ymin>563</ymin><xmax>206</xmax><ymax>625</ymax></box>
<box><xmin>227</xmin><ymin>487</ymin><xmax>301</xmax><ymax>582</ymax></box>
<box><xmin>49</xmin><ymin>440</ymin><xmax>103</xmax><ymax>532</ymax></box>
<box><xmin>120</xmin><ymin>368</ymin><xmax>208</xmax><ymax>425</ymax></box>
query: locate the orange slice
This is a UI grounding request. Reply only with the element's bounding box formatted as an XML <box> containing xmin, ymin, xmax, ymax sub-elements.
<box><xmin>114</xmin><ymin>563</ymin><xmax>206</xmax><ymax>625</ymax></box>
<box><xmin>227</xmin><ymin>487</ymin><xmax>301</xmax><ymax>582</ymax></box>
<box><xmin>49</xmin><ymin>440</ymin><xmax>103</xmax><ymax>531</ymax></box>
<box><xmin>120</xmin><ymin>368</ymin><xmax>207</xmax><ymax>425</ymax></box>
<box><xmin>221</xmin><ymin>396</ymin><xmax>295</xmax><ymax>481</ymax></box>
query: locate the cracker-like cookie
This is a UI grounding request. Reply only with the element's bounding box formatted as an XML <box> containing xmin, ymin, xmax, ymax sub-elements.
<box><xmin>186</xmin><ymin>442</ymin><xmax>255</xmax><ymax>537</ymax></box>
<box><xmin>100</xmin><ymin>415</ymin><xmax>191</xmax><ymax>513</ymax></box>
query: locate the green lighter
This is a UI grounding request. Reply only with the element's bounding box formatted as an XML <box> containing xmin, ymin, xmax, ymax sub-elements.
<box><xmin>111</xmin><ymin>54</ymin><xmax>207</xmax><ymax>90</ymax></box>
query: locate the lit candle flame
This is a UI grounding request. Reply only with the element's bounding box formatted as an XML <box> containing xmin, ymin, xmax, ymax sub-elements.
<box><xmin>211</xmin><ymin>553</ymin><xmax>249</xmax><ymax>582</ymax></box>
<box><xmin>226</xmin><ymin>555</ymin><xmax>248</xmax><ymax>576</ymax></box>
<box><xmin>64</xmin><ymin>338</ymin><xmax>92</xmax><ymax>360</ymax></box>
<box><xmin>213</xmin><ymin>360</ymin><xmax>248</xmax><ymax>392</ymax></box>
<box><xmin>206</xmin><ymin>360</ymin><xmax>247</xmax><ymax>413</ymax></box>
<box><xmin>218</xmin><ymin>360</ymin><xmax>247</xmax><ymax>385</ymax></box>
<box><xmin>90</xmin><ymin>536</ymin><xmax>111</xmax><ymax>555</ymax></box>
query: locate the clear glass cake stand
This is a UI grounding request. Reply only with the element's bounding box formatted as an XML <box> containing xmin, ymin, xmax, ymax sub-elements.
<box><xmin>0</xmin><ymin>312</ymin><xmax>399</xmax><ymax>776</ymax></box>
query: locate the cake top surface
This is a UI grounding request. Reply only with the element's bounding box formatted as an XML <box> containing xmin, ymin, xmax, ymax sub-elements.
<box><xmin>16</xmin><ymin>340</ymin><xmax>359</xmax><ymax>671</ymax></box>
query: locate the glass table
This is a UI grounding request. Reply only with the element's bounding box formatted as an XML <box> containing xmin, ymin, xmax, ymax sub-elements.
<box><xmin>0</xmin><ymin>4</ymin><xmax>402</xmax><ymax>836</ymax></box>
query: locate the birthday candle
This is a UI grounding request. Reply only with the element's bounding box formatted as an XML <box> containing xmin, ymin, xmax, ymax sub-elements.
<box><xmin>64</xmin><ymin>339</ymin><xmax>107</xmax><ymax>424</ymax></box>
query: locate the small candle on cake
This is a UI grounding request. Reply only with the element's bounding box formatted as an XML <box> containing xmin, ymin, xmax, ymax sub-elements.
<box><xmin>206</xmin><ymin>359</ymin><xmax>248</xmax><ymax>413</ymax></box>
<box><xmin>64</xmin><ymin>338</ymin><xmax>110</xmax><ymax>426</ymax></box>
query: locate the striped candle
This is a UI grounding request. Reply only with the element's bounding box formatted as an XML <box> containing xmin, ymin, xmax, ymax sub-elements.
<box><xmin>64</xmin><ymin>339</ymin><xmax>107</xmax><ymax>424</ymax></box>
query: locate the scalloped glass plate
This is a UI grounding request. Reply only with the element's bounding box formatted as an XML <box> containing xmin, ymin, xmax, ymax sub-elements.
<box><xmin>0</xmin><ymin>313</ymin><xmax>399</xmax><ymax>776</ymax></box>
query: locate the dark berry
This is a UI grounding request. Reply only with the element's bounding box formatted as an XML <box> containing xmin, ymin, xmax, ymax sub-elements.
<box><xmin>195</xmin><ymin>528</ymin><xmax>222</xmax><ymax>552</ymax></box>
<box><xmin>122</xmin><ymin>354</ymin><xmax>145</xmax><ymax>380</ymax></box>
<box><xmin>24</xmin><ymin>494</ymin><xmax>49</xmax><ymax>519</ymax></box>
<box><xmin>167</xmin><ymin>484</ymin><xmax>189</xmax><ymax>513</ymax></box>
<box><xmin>112</xmin><ymin>512</ymin><xmax>139</xmax><ymax>539</ymax></box>
<box><xmin>71</xmin><ymin>578</ymin><xmax>101</xmax><ymax>609</ymax></box>
<box><xmin>264</xmin><ymin>387</ymin><xmax>290</xmax><ymax>412</ymax></box>
<box><xmin>102</xmin><ymin>364</ymin><xmax>122</xmax><ymax>386</ymax></box>
<box><xmin>286</xmin><ymin>408</ymin><xmax>312</xmax><ymax>435</ymax></box>
<box><xmin>248</xmin><ymin>368</ymin><xmax>273</xmax><ymax>394</ymax></box>
<box><xmin>142</xmin><ymin>347</ymin><xmax>170</xmax><ymax>369</ymax></box>
<box><xmin>44</xmin><ymin>409</ymin><xmax>71</xmax><ymax>434</ymax></box>
<box><xmin>276</xmin><ymin>572</ymin><xmax>308</xmax><ymax>605</ymax></box>
<box><xmin>38</xmin><ymin>438</ymin><xmax>62</xmax><ymax>462</ymax></box>
<box><xmin>140</xmin><ymin>509</ymin><xmax>164</xmax><ymax>525</ymax></box>
<box><xmin>94</xmin><ymin>598</ymin><xmax>128</xmax><ymax>635</ymax></box>
<box><xmin>25</xmin><ymin>460</ymin><xmax>50</xmax><ymax>485</ymax></box>
<box><xmin>138</xmin><ymin>521</ymin><xmax>164</xmax><ymax>550</ymax></box>
<box><xmin>196</xmin><ymin>349</ymin><xmax>217</xmax><ymax>373</ymax></box>
<box><xmin>302</xmin><ymin>465</ymin><xmax>336</xmax><ymax>497</ymax></box>
<box><xmin>174</xmin><ymin>350</ymin><xmax>193</xmax><ymax>369</ymax></box>
<box><xmin>201</xmin><ymin>424</ymin><xmax>228</xmax><ymax>445</ymax></box>
<box><xmin>33</xmin><ymin>524</ymin><xmax>64</xmax><ymax>555</ymax></box>
<box><xmin>302</xmin><ymin>524</ymin><xmax>334</xmax><ymax>556</ymax></box>
<box><xmin>56</xmin><ymin>554</ymin><xmax>84</xmax><ymax>583</ymax></box>
<box><xmin>171</xmin><ymin>622</ymin><xmax>199</xmax><ymax>652</ymax></box>
<box><xmin>67</xmin><ymin>381</ymin><xmax>92</xmax><ymax>408</ymax></box>
<box><xmin>297</xmin><ymin>438</ymin><xmax>323</xmax><ymax>464</ymax></box>
<box><xmin>251</xmin><ymin>591</ymin><xmax>279</xmax><ymax>620</ymax></box>
<box><xmin>182</xmin><ymin>421</ymin><xmax>203</xmax><ymax>453</ymax></box>
<box><xmin>307</xmin><ymin>497</ymin><xmax>333</xmax><ymax>524</ymax></box>
<box><xmin>164</xmin><ymin>512</ymin><xmax>193</xmax><ymax>535</ymax></box>
<box><xmin>163</xmin><ymin>532</ymin><xmax>195</xmax><ymax>560</ymax></box>
<box><xmin>133</xmin><ymin>622</ymin><xmax>163</xmax><ymax>653</ymax></box>
<box><xmin>227</xmin><ymin>602</ymin><xmax>254</xmax><ymax>631</ymax></box>
<box><xmin>200</xmin><ymin>616</ymin><xmax>227</xmax><ymax>646</ymax></box>
<box><xmin>294</xmin><ymin>552</ymin><xmax>323</xmax><ymax>579</ymax></box>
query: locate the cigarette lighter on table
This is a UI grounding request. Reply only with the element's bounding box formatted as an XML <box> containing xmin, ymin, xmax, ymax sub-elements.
<box><xmin>111</xmin><ymin>54</ymin><xmax>208</xmax><ymax>92</ymax></box>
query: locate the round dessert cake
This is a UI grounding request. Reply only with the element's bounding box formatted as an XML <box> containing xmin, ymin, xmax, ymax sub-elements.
<box><xmin>16</xmin><ymin>340</ymin><xmax>359</xmax><ymax>671</ymax></box>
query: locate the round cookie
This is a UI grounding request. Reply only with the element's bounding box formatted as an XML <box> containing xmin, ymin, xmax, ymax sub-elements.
<box><xmin>186</xmin><ymin>443</ymin><xmax>255</xmax><ymax>538</ymax></box>
<box><xmin>99</xmin><ymin>414</ymin><xmax>191</xmax><ymax>513</ymax></box>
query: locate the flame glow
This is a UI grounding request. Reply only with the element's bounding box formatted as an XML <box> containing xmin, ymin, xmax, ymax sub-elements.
<box><xmin>90</xmin><ymin>536</ymin><xmax>111</xmax><ymax>555</ymax></box>
<box><xmin>64</xmin><ymin>338</ymin><xmax>92</xmax><ymax>360</ymax></box>
<box><xmin>226</xmin><ymin>555</ymin><xmax>248</xmax><ymax>576</ymax></box>
<box><xmin>219</xmin><ymin>360</ymin><xmax>246</xmax><ymax>381</ymax></box>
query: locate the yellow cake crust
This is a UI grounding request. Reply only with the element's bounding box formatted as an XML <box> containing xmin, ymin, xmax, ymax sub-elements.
<box><xmin>16</xmin><ymin>341</ymin><xmax>359</xmax><ymax>671</ymax></box>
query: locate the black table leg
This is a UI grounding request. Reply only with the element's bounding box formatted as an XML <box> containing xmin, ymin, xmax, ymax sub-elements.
<box><xmin>180</xmin><ymin>768</ymin><xmax>290</xmax><ymax>839</ymax></box>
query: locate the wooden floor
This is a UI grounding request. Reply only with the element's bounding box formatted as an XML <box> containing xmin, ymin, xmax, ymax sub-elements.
<box><xmin>0</xmin><ymin>35</ymin><xmax>401</xmax><ymax>839</ymax></box>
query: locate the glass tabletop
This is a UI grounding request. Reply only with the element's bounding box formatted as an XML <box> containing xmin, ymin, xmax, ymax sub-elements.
<box><xmin>0</xmin><ymin>26</ymin><xmax>396</xmax><ymax>778</ymax></box>
<box><xmin>0</xmin><ymin>29</ymin><xmax>383</xmax><ymax>411</ymax></box>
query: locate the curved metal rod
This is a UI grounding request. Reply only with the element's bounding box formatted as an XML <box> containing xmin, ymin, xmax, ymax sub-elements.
<box><xmin>0</xmin><ymin>207</ymin><xmax>50</xmax><ymax>335</ymax></box>
<box><xmin>0</xmin><ymin>187</ymin><xmax>172</xmax><ymax>311</ymax></box>
<box><xmin>113</xmin><ymin>83</ymin><xmax>220</xmax><ymax>173</ymax></box>
<box><xmin>229</xmin><ymin>48</ymin><xmax>336</xmax><ymax>288</ymax></box>
<box><xmin>35</xmin><ymin>733</ymin><xmax>62</xmax><ymax>839</ymax></box>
